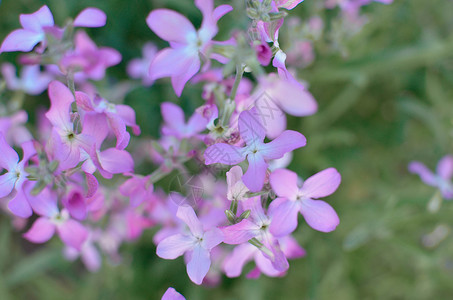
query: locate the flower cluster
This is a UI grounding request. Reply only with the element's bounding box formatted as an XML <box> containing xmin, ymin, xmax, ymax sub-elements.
<box><xmin>0</xmin><ymin>1</ymin><xmax>346</xmax><ymax>295</ymax></box>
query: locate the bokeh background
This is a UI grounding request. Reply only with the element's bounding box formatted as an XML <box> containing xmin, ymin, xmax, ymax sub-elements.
<box><xmin>1</xmin><ymin>0</ymin><xmax>453</xmax><ymax>299</ymax></box>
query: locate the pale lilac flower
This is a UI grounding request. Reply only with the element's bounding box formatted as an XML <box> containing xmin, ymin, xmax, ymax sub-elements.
<box><xmin>204</xmin><ymin>109</ymin><xmax>306</xmax><ymax>192</ymax></box>
<box><xmin>161</xmin><ymin>102</ymin><xmax>208</xmax><ymax>139</ymax></box>
<box><xmin>269</xmin><ymin>168</ymin><xmax>341</xmax><ymax>235</ymax></box>
<box><xmin>146</xmin><ymin>0</ymin><xmax>232</xmax><ymax>96</ymax></box>
<box><xmin>0</xmin><ymin>6</ymin><xmax>54</xmax><ymax>53</ymax></box>
<box><xmin>162</xmin><ymin>287</ymin><xmax>186</xmax><ymax>300</ymax></box>
<box><xmin>60</xmin><ymin>31</ymin><xmax>121</xmax><ymax>81</ymax></box>
<box><xmin>226</xmin><ymin>166</ymin><xmax>249</xmax><ymax>201</ymax></box>
<box><xmin>156</xmin><ymin>205</ymin><xmax>224</xmax><ymax>285</ymax></box>
<box><xmin>127</xmin><ymin>42</ymin><xmax>158</xmax><ymax>86</ymax></box>
<box><xmin>1</xmin><ymin>63</ymin><xmax>53</xmax><ymax>95</ymax></box>
<box><xmin>409</xmin><ymin>155</ymin><xmax>453</xmax><ymax>200</ymax></box>
<box><xmin>0</xmin><ymin>135</ymin><xmax>36</xmax><ymax>218</ymax></box>
<box><xmin>23</xmin><ymin>187</ymin><xmax>88</xmax><ymax>250</ymax></box>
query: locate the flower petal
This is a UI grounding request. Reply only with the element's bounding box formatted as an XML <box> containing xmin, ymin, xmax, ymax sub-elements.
<box><xmin>437</xmin><ymin>155</ymin><xmax>453</xmax><ymax>180</ymax></box>
<box><xmin>8</xmin><ymin>187</ymin><xmax>33</xmax><ymax>218</ymax></box>
<box><xmin>238</xmin><ymin>109</ymin><xmax>266</xmax><ymax>146</ymax></box>
<box><xmin>23</xmin><ymin>218</ymin><xmax>55</xmax><ymax>243</ymax></box>
<box><xmin>242</xmin><ymin>153</ymin><xmax>268</xmax><ymax>193</ymax></box>
<box><xmin>268</xmin><ymin>197</ymin><xmax>300</xmax><ymax>237</ymax></box>
<box><xmin>261</xmin><ymin>130</ymin><xmax>306</xmax><ymax>160</ymax></box>
<box><xmin>187</xmin><ymin>245</ymin><xmax>211</xmax><ymax>285</ymax></box>
<box><xmin>221</xmin><ymin>219</ymin><xmax>260</xmax><ymax>244</ymax></box>
<box><xmin>45</xmin><ymin>81</ymin><xmax>74</xmax><ymax>131</ymax></box>
<box><xmin>269</xmin><ymin>168</ymin><xmax>299</xmax><ymax>199</ymax></box>
<box><xmin>56</xmin><ymin>219</ymin><xmax>88</xmax><ymax>251</ymax></box>
<box><xmin>156</xmin><ymin>234</ymin><xmax>194</xmax><ymax>259</ymax></box>
<box><xmin>74</xmin><ymin>8</ymin><xmax>106</xmax><ymax>28</ymax></box>
<box><xmin>0</xmin><ymin>173</ymin><xmax>16</xmax><ymax>198</ymax></box>
<box><xmin>408</xmin><ymin>161</ymin><xmax>436</xmax><ymax>186</ymax></box>
<box><xmin>223</xmin><ymin>243</ymin><xmax>256</xmax><ymax>277</ymax></box>
<box><xmin>162</xmin><ymin>287</ymin><xmax>186</xmax><ymax>300</ymax></box>
<box><xmin>300</xmin><ymin>168</ymin><xmax>341</xmax><ymax>199</ymax></box>
<box><xmin>204</xmin><ymin>143</ymin><xmax>245</xmax><ymax>165</ymax></box>
<box><xmin>177</xmin><ymin>205</ymin><xmax>204</xmax><ymax>237</ymax></box>
<box><xmin>19</xmin><ymin>5</ymin><xmax>54</xmax><ymax>31</ymax></box>
<box><xmin>0</xmin><ymin>134</ymin><xmax>19</xmax><ymax>170</ymax></box>
<box><xmin>146</xmin><ymin>9</ymin><xmax>196</xmax><ymax>44</ymax></box>
<box><xmin>300</xmin><ymin>199</ymin><xmax>339</xmax><ymax>232</ymax></box>
<box><xmin>0</xmin><ymin>29</ymin><xmax>43</xmax><ymax>53</ymax></box>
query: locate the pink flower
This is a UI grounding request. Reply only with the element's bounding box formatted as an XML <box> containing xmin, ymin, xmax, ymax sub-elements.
<box><xmin>162</xmin><ymin>287</ymin><xmax>185</xmax><ymax>300</ymax></box>
<box><xmin>409</xmin><ymin>155</ymin><xmax>453</xmax><ymax>200</ymax></box>
<box><xmin>204</xmin><ymin>109</ymin><xmax>306</xmax><ymax>192</ymax></box>
<box><xmin>156</xmin><ymin>205</ymin><xmax>224</xmax><ymax>285</ymax></box>
<box><xmin>0</xmin><ymin>135</ymin><xmax>36</xmax><ymax>218</ymax></box>
<box><xmin>23</xmin><ymin>187</ymin><xmax>88</xmax><ymax>251</ymax></box>
<box><xmin>45</xmin><ymin>81</ymin><xmax>93</xmax><ymax>170</ymax></box>
<box><xmin>269</xmin><ymin>168</ymin><xmax>341</xmax><ymax>235</ymax></box>
<box><xmin>146</xmin><ymin>0</ymin><xmax>232</xmax><ymax>96</ymax></box>
<box><xmin>60</xmin><ymin>31</ymin><xmax>121</xmax><ymax>81</ymax></box>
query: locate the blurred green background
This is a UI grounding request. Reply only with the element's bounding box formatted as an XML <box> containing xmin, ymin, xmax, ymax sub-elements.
<box><xmin>1</xmin><ymin>0</ymin><xmax>453</xmax><ymax>299</ymax></box>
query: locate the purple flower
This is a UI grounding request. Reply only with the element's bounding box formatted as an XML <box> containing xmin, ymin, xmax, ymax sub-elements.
<box><xmin>204</xmin><ymin>109</ymin><xmax>306</xmax><ymax>192</ymax></box>
<box><xmin>146</xmin><ymin>0</ymin><xmax>232</xmax><ymax>96</ymax></box>
<box><xmin>162</xmin><ymin>287</ymin><xmax>185</xmax><ymax>300</ymax></box>
<box><xmin>0</xmin><ymin>135</ymin><xmax>36</xmax><ymax>218</ymax></box>
<box><xmin>156</xmin><ymin>205</ymin><xmax>224</xmax><ymax>285</ymax></box>
<box><xmin>161</xmin><ymin>102</ymin><xmax>208</xmax><ymax>139</ymax></box>
<box><xmin>269</xmin><ymin>168</ymin><xmax>341</xmax><ymax>235</ymax></box>
<box><xmin>409</xmin><ymin>155</ymin><xmax>453</xmax><ymax>200</ymax></box>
